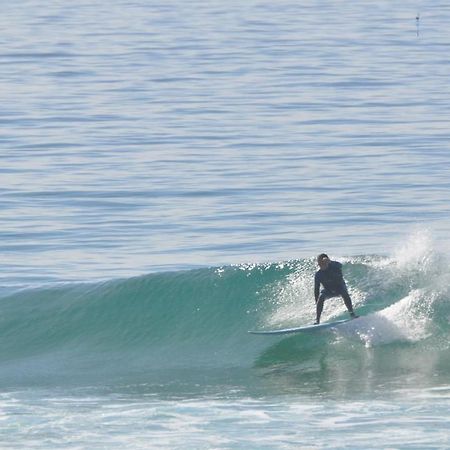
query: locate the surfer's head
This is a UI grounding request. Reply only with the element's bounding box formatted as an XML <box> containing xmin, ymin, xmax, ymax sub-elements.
<box><xmin>317</xmin><ymin>253</ymin><xmax>330</xmax><ymax>269</ymax></box>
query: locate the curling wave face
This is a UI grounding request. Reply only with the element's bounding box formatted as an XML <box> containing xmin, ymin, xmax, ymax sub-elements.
<box><xmin>0</xmin><ymin>245</ymin><xmax>449</xmax><ymax>394</ymax></box>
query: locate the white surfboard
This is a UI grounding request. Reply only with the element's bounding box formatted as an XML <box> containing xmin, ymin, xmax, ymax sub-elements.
<box><xmin>248</xmin><ymin>318</ymin><xmax>353</xmax><ymax>335</ymax></box>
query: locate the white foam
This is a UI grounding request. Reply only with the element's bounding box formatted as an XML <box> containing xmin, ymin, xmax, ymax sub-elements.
<box><xmin>391</xmin><ymin>228</ymin><xmax>436</xmax><ymax>271</ymax></box>
<box><xmin>340</xmin><ymin>290</ymin><xmax>432</xmax><ymax>348</ymax></box>
<box><xmin>265</xmin><ymin>259</ymin><xmax>317</xmax><ymax>327</ymax></box>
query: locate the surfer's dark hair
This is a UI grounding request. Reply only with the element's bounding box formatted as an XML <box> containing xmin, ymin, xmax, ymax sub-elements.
<box><xmin>317</xmin><ymin>253</ymin><xmax>329</xmax><ymax>262</ymax></box>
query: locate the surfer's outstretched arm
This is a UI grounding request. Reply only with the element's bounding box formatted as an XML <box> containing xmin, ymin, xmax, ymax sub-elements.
<box><xmin>315</xmin><ymin>293</ymin><xmax>325</xmax><ymax>324</ymax></box>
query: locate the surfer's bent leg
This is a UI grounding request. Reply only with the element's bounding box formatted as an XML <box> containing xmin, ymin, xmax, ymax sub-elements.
<box><xmin>341</xmin><ymin>289</ymin><xmax>355</xmax><ymax>316</ymax></box>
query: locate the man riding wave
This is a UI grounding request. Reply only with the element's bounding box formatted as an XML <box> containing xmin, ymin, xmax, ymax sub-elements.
<box><xmin>314</xmin><ymin>253</ymin><xmax>358</xmax><ymax>324</ymax></box>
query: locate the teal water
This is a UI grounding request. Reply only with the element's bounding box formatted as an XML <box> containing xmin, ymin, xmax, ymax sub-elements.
<box><xmin>1</xmin><ymin>252</ymin><xmax>450</xmax><ymax>393</ymax></box>
<box><xmin>1</xmin><ymin>0</ymin><xmax>450</xmax><ymax>448</ymax></box>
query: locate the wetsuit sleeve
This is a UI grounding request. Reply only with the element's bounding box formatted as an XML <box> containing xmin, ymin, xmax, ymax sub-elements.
<box><xmin>329</xmin><ymin>261</ymin><xmax>343</xmax><ymax>278</ymax></box>
<box><xmin>314</xmin><ymin>272</ymin><xmax>320</xmax><ymax>302</ymax></box>
<box><xmin>332</xmin><ymin>261</ymin><xmax>347</xmax><ymax>292</ymax></box>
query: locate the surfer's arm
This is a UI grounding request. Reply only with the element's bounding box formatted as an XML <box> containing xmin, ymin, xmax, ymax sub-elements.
<box><xmin>334</xmin><ymin>261</ymin><xmax>344</xmax><ymax>279</ymax></box>
<box><xmin>314</xmin><ymin>273</ymin><xmax>320</xmax><ymax>303</ymax></box>
<box><xmin>333</xmin><ymin>261</ymin><xmax>348</xmax><ymax>290</ymax></box>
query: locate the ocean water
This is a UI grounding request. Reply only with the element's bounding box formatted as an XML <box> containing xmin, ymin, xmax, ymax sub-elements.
<box><xmin>1</xmin><ymin>0</ymin><xmax>450</xmax><ymax>448</ymax></box>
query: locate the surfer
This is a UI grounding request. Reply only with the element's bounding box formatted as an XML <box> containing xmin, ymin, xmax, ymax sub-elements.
<box><xmin>314</xmin><ymin>253</ymin><xmax>357</xmax><ymax>324</ymax></box>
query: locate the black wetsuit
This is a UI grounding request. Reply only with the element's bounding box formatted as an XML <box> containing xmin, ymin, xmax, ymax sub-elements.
<box><xmin>314</xmin><ymin>260</ymin><xmax>354</xmax><ymax>322</ymax></box>
<box><xmin>315</xmin><ymin>260</ymin><xmax>348</xmax><ymax>299</ymax></box>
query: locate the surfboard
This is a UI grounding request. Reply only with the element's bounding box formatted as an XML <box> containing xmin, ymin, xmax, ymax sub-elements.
<box><xmin>248</xmin><ymin>318</ymin><xmax>352</xmax><ymax>335</ymax></box>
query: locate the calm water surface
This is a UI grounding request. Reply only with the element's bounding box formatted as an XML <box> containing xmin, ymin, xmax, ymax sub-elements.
<box><xmin>2</xmin><ymin>0</ymin><xmax>450</xmax><ymax>284</ymax></box>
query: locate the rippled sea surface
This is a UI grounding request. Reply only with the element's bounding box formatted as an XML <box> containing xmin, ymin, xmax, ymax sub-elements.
<box><xmin>1</xmin><ymin>1</ymin><xmax>450</xmax><ymax>448</ymax></box>
<box><xmin>2</xmin><ymin>0</ymin><xmax>450</xmax><ymax>284</ymax></box>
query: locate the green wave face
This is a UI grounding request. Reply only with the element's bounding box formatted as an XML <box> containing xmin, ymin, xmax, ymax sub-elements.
<box><xmin>1</xmin><ymin>255</ymin><xmax>449</xmax><ymax>394</ymax></box>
